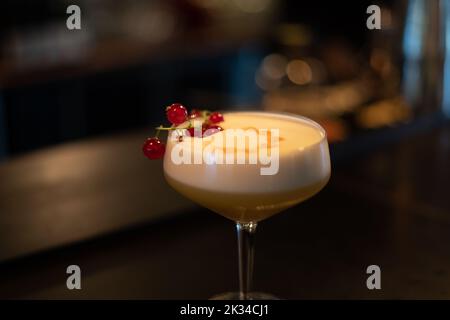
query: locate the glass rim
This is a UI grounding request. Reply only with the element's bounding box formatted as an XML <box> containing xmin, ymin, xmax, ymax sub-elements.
<box><xmin>219</xmin><ymin>109</ymin><xmax>328</xmax><ymax>145</ymax></box>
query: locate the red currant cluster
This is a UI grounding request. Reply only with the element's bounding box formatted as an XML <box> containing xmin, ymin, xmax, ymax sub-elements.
<box><xmin>143</xmin><ymin>103</ymin><xmax>224</xmax><ymax>159</ymax></box>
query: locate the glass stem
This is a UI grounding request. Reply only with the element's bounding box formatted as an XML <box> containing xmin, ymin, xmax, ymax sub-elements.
<box><xmin>236</xmin><ymin>221</ymin><xmax>257</xmax><ymax>300</ymax></box>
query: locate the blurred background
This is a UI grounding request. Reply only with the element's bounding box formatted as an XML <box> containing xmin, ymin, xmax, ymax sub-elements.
<box><xmin>1</xmin><ymin>0</ymin><xmax>450</xmax><ymax>299</ymax></box>
<box><xmin>1</xmin><ymin>0</ymin><xmax>449</xmax><ymax>157</ymax></box>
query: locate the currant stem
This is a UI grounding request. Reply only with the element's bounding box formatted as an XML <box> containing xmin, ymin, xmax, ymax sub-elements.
<box><xmin>155</xmin><ymin>126</ymin><xmax>175</xmax><ymax>131</ymax></box>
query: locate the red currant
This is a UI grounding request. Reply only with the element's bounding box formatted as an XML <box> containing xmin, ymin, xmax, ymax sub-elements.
<box><xmin>209</xmin><ymin>112</ymin><xmax>224</xmax><ymax>124</ymax></box>
<box><xmin>166</xmin><ymin>103</ymin><xmax>188</xmax><ymax>125</ymax></box>
<box><xmin>189</xmin><ymin>109</ymin><xmax>202</xmax><ymax>119</ymax></box>
<box><xmin>186</xmin><ymin>124</ymin><xmax>207</xmax><ymax>137</ymax></box>
<box><xmin>203</xmin><ymin>125</ymin><xmax>223</xmax><ymax>137</ymax></box>
<box><xmin>186</xmin><ymin>127</ymin><xmax>194</xmax><ymax>137</ymax></box>
<box><xmin>142</xmin><ymin>137</ymin><xmax>165</xmax><ymax>159</ymax></box>
<box><xmin>186</xmin><ymin>127</ymin><xmax>195</xmax><ymax>137</ymax></box>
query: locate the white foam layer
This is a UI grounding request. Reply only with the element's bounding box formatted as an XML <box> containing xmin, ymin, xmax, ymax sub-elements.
<box><xmin>164</xmin><ymin>111</ymin><xmax>331</xmax><ymax>193</ymax></box>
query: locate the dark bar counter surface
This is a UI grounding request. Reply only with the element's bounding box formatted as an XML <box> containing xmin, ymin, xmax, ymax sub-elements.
<box><xmin>0</xmin><ymin>120</ymin><xmax>449</xmax><ymax>299</ymax></box>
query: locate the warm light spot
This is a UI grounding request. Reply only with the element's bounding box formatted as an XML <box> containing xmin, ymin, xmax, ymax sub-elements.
<box><xmin>262</xmin><ymin>54</ymin><xmax>287</xmax><ymax>80</ymax></box>
<box><xmin>286</xmin><ymin>60</ymin><xmax>312</xmax><ymax>85</ymax></box>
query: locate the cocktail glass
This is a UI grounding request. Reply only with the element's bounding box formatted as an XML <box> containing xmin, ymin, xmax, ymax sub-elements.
<box><xmin>163</xmin><ymin>111</ymin><xmax>331</xmax><ymax>299</ymax></box>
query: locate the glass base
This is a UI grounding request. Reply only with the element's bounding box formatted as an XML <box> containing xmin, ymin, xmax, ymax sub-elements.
<box><xmin>210</xmin><ymin>292</ymin><xmax>280</xmax><ymax>300</ymax></box>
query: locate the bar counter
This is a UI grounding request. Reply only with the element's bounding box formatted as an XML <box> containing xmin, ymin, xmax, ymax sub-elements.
<box><xmin>0</xmin><ymin>121</ymin><xmax>449</xmax><ymax>299</ymax></box>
